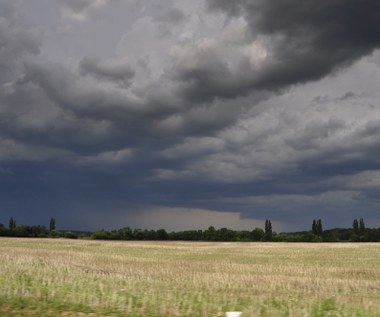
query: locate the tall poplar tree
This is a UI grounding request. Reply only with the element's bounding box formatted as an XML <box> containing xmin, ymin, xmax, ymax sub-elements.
<box><xmin>264</xmin><ymin>219</ymin><xmax>273</xmax><ymax>240</ymax></box>
<box><xmin>352</xmin><ymin>219</ymin><xmax>359</xmax><ymax>235</ymax></box>
<box><xmin>312</xmin><ymin>219</ymin><xmax>323</xmax><ymax>236</ymax></box>
<box><xmin>312</xmin><ymin>219</ymin><xmax>317</xmax><ymax>235</ymax></box>
<box><xmin>9</xmin><ymin>217</ymin><xmax>16</xmax><ymax>230</ymax></box>
<box><xmin>359</xmin><ymin>218</ymin><xmax>365</xmax><ymax>235</ymax></box>
<box><xmin>316</xmin><ymin>219</ymin><xmax>323</xmax><ymax>236</ymax></box>
<box><xmin>49</xmin><ymin>218</ymin><xmax>56</xmax><ymax>231</ymax></box>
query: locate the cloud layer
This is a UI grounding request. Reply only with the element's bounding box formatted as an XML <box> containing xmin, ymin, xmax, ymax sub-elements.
<box><xmin>1</xmin><ymin>0</ymin><xmax>380</xmax><ymax>231</ymax></box>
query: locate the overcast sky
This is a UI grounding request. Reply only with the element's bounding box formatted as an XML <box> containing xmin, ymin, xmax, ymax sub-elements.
<box><xmin>1</xmin><ymin>0</ymin><xmax>380</xmax><ymax>232</ymax></box>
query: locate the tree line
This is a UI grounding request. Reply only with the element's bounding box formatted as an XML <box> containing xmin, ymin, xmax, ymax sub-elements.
<box><xmin>2</xmin><ymin>217</ymin><xmax>380</xmax><ymax>242</ymax></box>
<box><xmin>0</xmin><ymin>217</ymin><xmax>79</xmax><ymax>239</ymax></box>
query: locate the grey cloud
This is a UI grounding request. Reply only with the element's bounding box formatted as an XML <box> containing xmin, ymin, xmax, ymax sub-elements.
<box><xmin>59</xmin><ymin>0</ymin><xmax>110</xmax><ymax>23</ymax></box>
<box><xmin>0</xmin><ymin>1</ymin><xmax>14</xmax><ymax>21</ymax></box>
<box><xmin>324</xmin><ymin>171</ymin><xmax>380</xmax><ymax>191</ymax></box>
<box><xmin>8</xmin><ymin>59</ymin><xmax>188</xmax><ymax>158</ymax></box>
<box><xmin>3</xmin><ymin>0</ymin><xmax>380</xmax><ymax>232</ymax></box>
<box><xmin>0</xmin><ymin>136</ymin><xmax>74</xmax><ymax>162</ymax></box>
<box><xmin>1</xmin><ymin>63</ymin><xmax>124</xmax><ymax>158</ymax></box>
<box><xmin>176</xmin><ymin>0</ymin><xmax>380</xmax><ymax>102</ymax></box>
<box><xmin>5</xmin><ymin>40</ymin><xmax>378</xmax><ymax>181</ymax></box>
<box><xmin>153</xmin><ymin>7</ymin><xmax>186</xmax><ymax>24</ymax></box>
<box><xmin>23</xmin><ymin>61</ymin><xmax>129</xmax><ymax>122</ymax></box>
<box><xmin>22</xmin><ymin>61</ymin><xmax>178</xmax><ymax>135</ymax></box>
<box><xmin>0</xmin><ymin>2</ymin><xmax>40</xmax><ymax>84</ymax></box>
<box><xmin>338</xmin><ymin>91</ymin><xmax>357</xmax><ymax>101</ymax></box>
<box><xmin>176</xmin><ymin>56</ymin><xmax>248</xmax><ymax>103</ymax></box>
<box><xmin>157</xmin><ymin>84</ymin><xmax>380</xmax><ymax>184</ymax></box>
<box><xmin>78</xmin><ymin>148</ymin><xmax>134</xmax><ymax>167</ymax></box>
<box><xmin>59</xmin><ymin>0</ymin><xmax>93</xmax><ymax>13</ymax></box>
<box><xmin>79</xmin><ymin>57</ymin><xmax>135</xmax><ymax>88</ymax></box>
<box><xmin>160</xmin><ymin>136</ymin><xmax>224</xmax><ymax>159</ymax></box>
<box><xmin>153</xmin><ymin>8</ymin><xmax>187</xmax><ymax>38</ymax></box>
<box><xmin>312</xmin><ymin>91</ymin><xmax>358</xmax><ymax>105</ymax></box>
<box><xmin>285</xmin><ymin>118</ymin><xmax>348</xmax><ymax>151</ymax></box>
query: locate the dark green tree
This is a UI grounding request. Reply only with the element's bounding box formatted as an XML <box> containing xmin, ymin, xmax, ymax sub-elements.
<box><xmin>0</xmin><ymin>222</ymin><xmax>7</xmax><ymax>236</ymax></box>
<box><xmin>316</xmin><ymin>219</ymin><xmax>323</xmax><ymax>236</ymax></box>
<box><xmin>49</xmin><ymin>217</ymin><xmax>56</xmax><ymax>231</ymax></box>
<box><xmin>9</xmin><ymin>217</ymin><xmax>16</xmax><ymax>230</ymax></box>
<box><xmin>359</xmin><ymin>218</ymin><xmax>365</xmax><ymax>235</ymax></box>
<box><xmin>251</xmin><ymin>227</ymin><xmax>265</xmax><ymax>241</ymax></box>
<box><xmin>264</xmin><ymin>219</ymin><xmax>272</xmax><ymax>241</ymax></box>
<box><xmin>118</xmin><ymin>227</ymin><xmax>133</xmax><ymax>240</ymax></box>
<box><xmin>156</xmin><ymin>229</ymin><xmax>168</xmax><ymax>240</ymax></box>
<box><xmin>312</xmin><ymin>219</ymin><xmax>323</xmax><ymax>236</ymax></box>
<box><xmin>205</xmin><ymin>226</ymin><xmax>217</xmax><ymax>241</ymax></box>
<box><xmin>352</xmin><ymin>219</ymin><xmax>359</xmax><ymax>235</ymax></box>
<box><xmin>312</xmin><ymin>219</ymin><xmax>317</xmax><ymax>235</ymax></box>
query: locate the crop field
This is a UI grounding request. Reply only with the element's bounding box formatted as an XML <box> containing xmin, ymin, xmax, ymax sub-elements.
<box><xmin>0</xmin><ymin>238</ymin><xmax>380</xmax><ymax>317</ymax></box>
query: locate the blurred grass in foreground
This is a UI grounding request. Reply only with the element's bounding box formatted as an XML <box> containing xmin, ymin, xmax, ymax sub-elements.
<box><xmin>1</xmin><ymin>238</ymin><xmax>380</xmax><ymax>316</ymax></box>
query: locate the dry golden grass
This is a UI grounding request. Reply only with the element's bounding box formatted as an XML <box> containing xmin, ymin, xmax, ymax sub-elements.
<box><xmin>1</xmin><ymin>238</ymin><xmax>380</xmax><ymax>316</ymax></box>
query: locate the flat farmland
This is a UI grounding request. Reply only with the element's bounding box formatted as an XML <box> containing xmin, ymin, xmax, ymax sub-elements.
<box><xmin>1</xmin><ymin>238</ymin><xmax>380</xmax><ymax>317</ymax></box>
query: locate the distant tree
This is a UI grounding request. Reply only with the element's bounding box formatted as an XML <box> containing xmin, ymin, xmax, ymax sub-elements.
<box><xmin>9</xmin><ymin>217</ymin><xmax>16</xmax><ymax>231</ymax></box>
<box><xmin>49</xmin><ymin>217</ymin><xmax>56</xmax><ymax>231</ymax></box>
<box><xmin>352</xmin><ymin>219</ymin><xmax>359</xmax><ymax>235</ymax></box>
<box><xmin>312</xmin><ymin>219</ymin><xmax>317</xmax><ymax>235</ymax></box>
<box><xmin>19</xmin><ymin>225</ymin><xmax>48</xmax><ymax>237</ymax></box>
<box><xmin>217</xmin><ymin>227</ymin><xmax>236</xmax><ymax>241</ymax></box>
<box><xmin>251</xmin><ymin>227</ymin><xmax>265</xmax><ymax>241</ymax></box>
<box><xmin>156</xmin><ymin>229</ymin><xmax>168</xmax><ymax>240</ymax></box>
<box><xmin>264</xmin><ymin>219</ymin><xmax>273</xmax><ymax>241</ymax></box>
<box><xmin>311</xmin><ymin>219</ymin><xmax>323</xmax><ymax>236</ymax></box>
<box><xmin>109</xmin><ymin>230</ymin><xmax>122</xmax><ymax>240</ymax></box>
<box><xmin>133</xmin><ymin>228</ymin><xmax>145</xmax><ymax>240</ymax></box>
<box><xmin>316</xmin><ymin>219</ymin><xmax>323</xmax><ymax>237</ymax></box>
<box><xmin>0</xmin><ymin>222</ymin><xmax>7</xmax><ymax>236</ymax></box>
<box><xmin>118</xmin><ymin>227</ymin><xmax>133</xmax><ymax>240</ymax></box>
<box><xmin>179</xmin><ymin>230</ymin><xmax>203</xmax><ymax>241</ymax></box>
<box><xmin>359</xmin><ymin>218</ymin><xmax>365</xmax><ymax>235</ymax></box>
<box><xmin>237</xmin><ymin>230</ymin><xmax>251</xmax><ymax>241</ymax></box>
<box><xmin>325</xmin><ymin>231</ymin><xmax>338</xmax><ymax>242</ymax></box>
<box><xmin>92</xmin><ymin>229</ymin><xmax>111</xmax><ymax>240</ymax></box>
<box><xmin>64</xmin><ymin>231</ymin><xmax>78</xmax><ymax>239</ymax></box>
<box><xmin>49</xmin><ymin>230</ymin><xmax>60</xmax><ymax>238</ymax></box>
<box><xmin>205</xmin><ymin>226</ymin><xmax>217</xmax><ymax>241</ymax></box>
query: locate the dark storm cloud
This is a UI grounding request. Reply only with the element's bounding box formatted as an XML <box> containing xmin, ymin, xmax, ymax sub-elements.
<box><xmin>79</xmin><ymin>57</ymin><xmax>135</xmax><ymax>88</ymax></box>
<box><xmin>174</xmin><ymin>51</ymin><xmax>251</xmax><ymax>103</ymax></box>
<box><xmin>2</xmin><ymin>0</ymin><xmax>380</xmax><ymax>231</ymax></box>
<box><xmin>180</xmin><ymin>0</ymin><xmax>380</xmax><ymax>102</ymax></box>
<box><xmin>20</xmin><ymin>61</ymin><xmax>174</xmax><ymax>133</ymax></box>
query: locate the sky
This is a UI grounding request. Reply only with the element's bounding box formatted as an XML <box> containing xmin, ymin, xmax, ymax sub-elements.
<box><xmin>1</xmin><ymin>0</ymin><xmax>380</xmax><ymax>232</ymax></box>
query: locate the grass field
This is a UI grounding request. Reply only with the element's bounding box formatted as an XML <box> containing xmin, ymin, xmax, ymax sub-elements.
<box><xmin>1</xmin><ymin>238</ymin><xmax>380</xmax><ymax>317</ymax></box>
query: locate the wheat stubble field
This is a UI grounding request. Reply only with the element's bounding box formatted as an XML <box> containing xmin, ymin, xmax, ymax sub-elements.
<box><xmin>0</xmin><ymin>238</ymin><xmax>380</xmax><ymax>317</ymax></box>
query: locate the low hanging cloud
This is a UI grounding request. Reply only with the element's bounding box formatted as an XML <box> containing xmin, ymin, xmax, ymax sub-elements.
<box><xmin>120</xmin><ymin>206</ymin><xmax>288</xmax><ymax>232</ymax></box>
